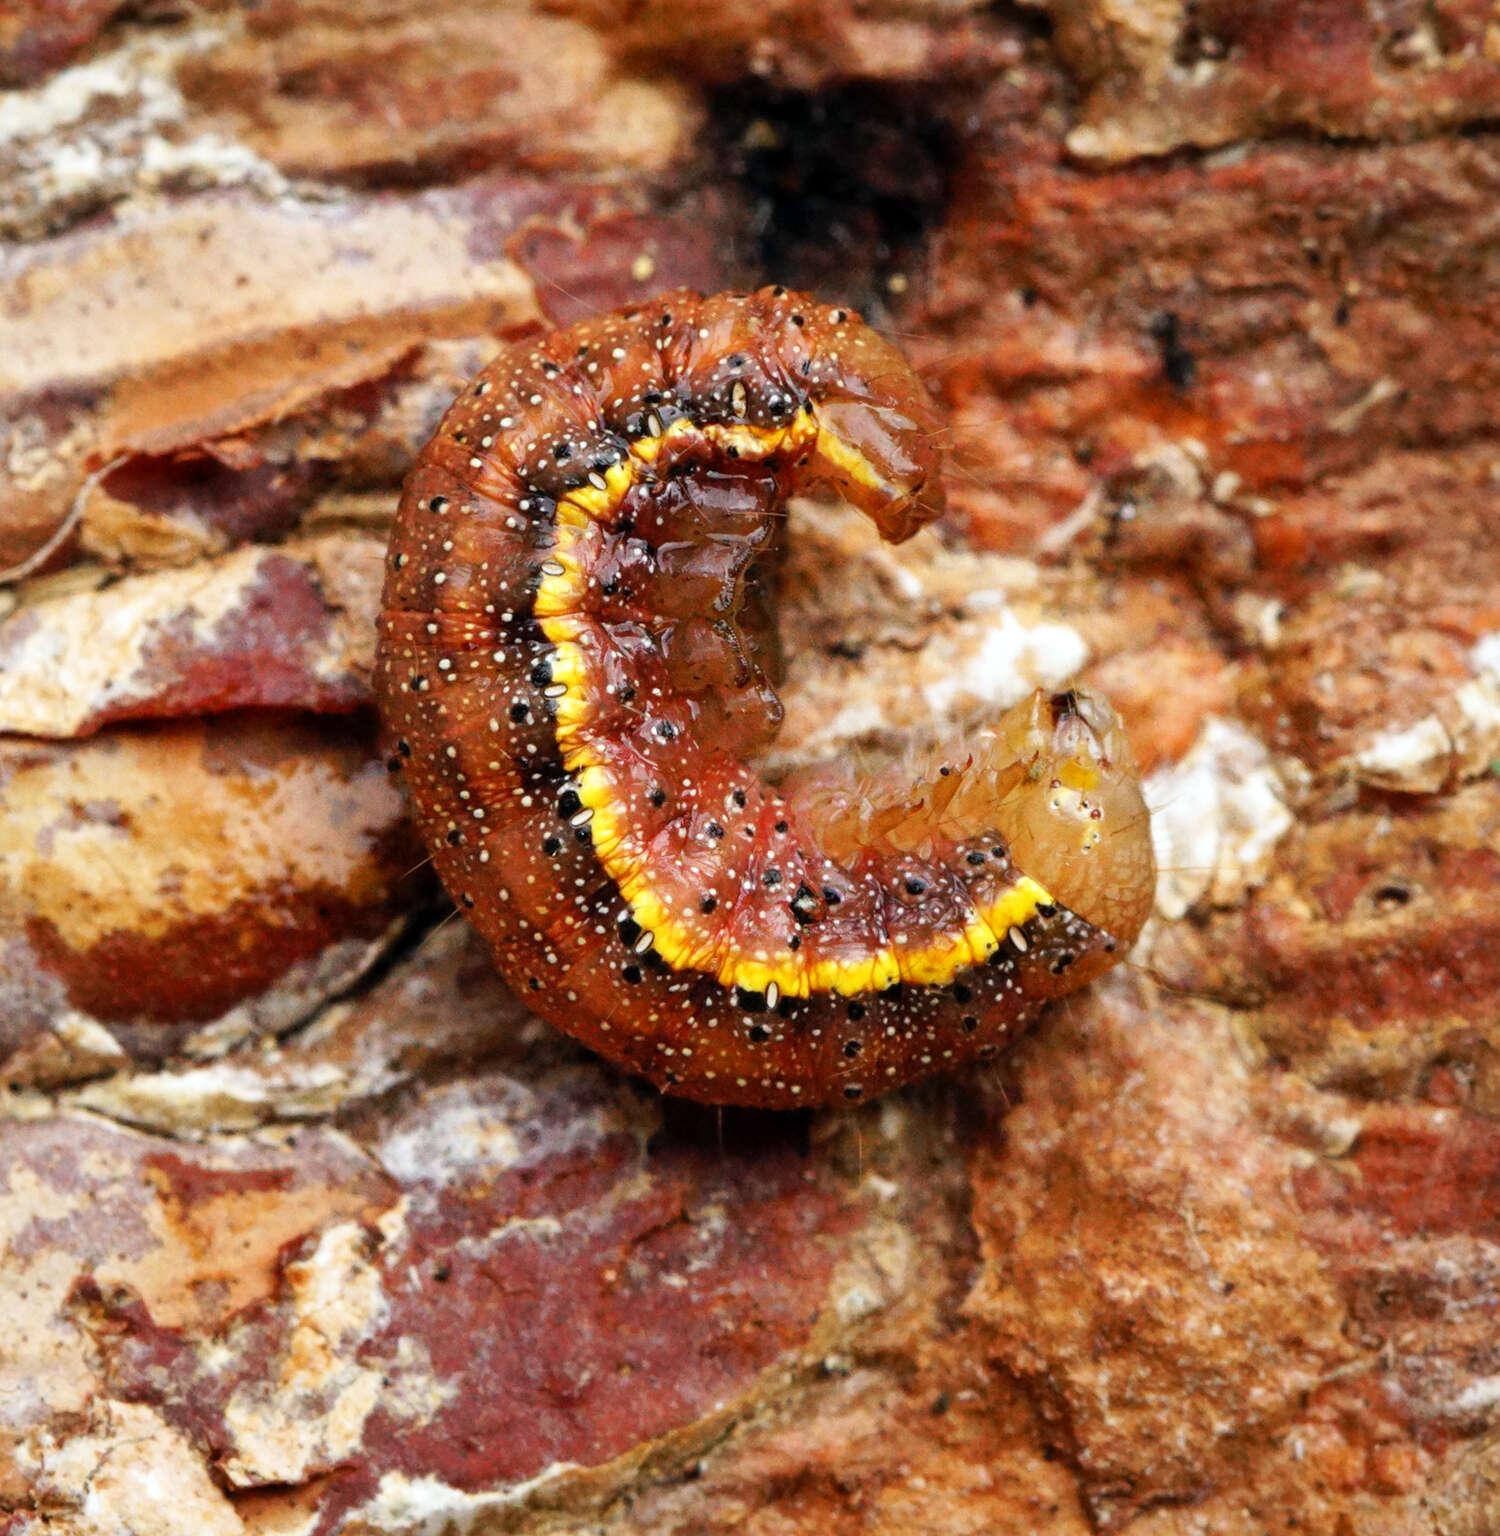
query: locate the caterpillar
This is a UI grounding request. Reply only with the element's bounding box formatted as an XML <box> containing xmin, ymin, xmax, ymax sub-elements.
<box><xmin>374</xmin><ymin>287</ymin><xmax>1155</xmax><ymax>1109</ymax></box>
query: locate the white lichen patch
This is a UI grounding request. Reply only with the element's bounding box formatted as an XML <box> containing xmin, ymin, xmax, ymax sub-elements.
<box><xmin>1446</xmin><ymin>1373</ymin><xmax>1500</xmax><ymax>1416</ymax></box>
<box><xmin>1473</xmin><ymin>629</ymin><xmax>1500</xmax><ymax>682</ymax></box>
<box><xmin>1350</xmin><ymin>632</ymin><xmax>1500</xmax><ymax>793</ymax></box>
<box><xmin>356</xmin><ymin>1463</ymin><xmax>581</xmax><ymax>1536</ymax></box>
<box><xmin>375</xmin><ymin>1077</ymin><xmax>626</xmax><ymax>1189</ymax></box>
<box><xmin>1460</xmin><ymin>630</ymin><xmax>1500</xmax><ymax>772</ymax></box>
<box><xmin>0</xmin><ymin>22</ymin><xmax>289</xmax><ymax>242</ymax></box>
<box><xmin>918</xmin><ymin>608</ymin><xmax>1089</xmax><ymax>717</ymax></box>
<box><xmin>0</xmin><ymin>1167</ymin><xmax>100</xmax><ymax>1438</ymax></box>
<box><xmin>217</xmin><ymin>1219</ymin><xmax>449</xmax><ymax>1489</ymax></box>
<box><xmin>377</xmin><ymin>1089</ymin><xmax>527</xmax><ymax>1184</ymax></box>
<box><xmin>1353</xmin><ymin>714</ymin><xmax>1460</xmax><ymax>793</ymax></box>
<box><xmin>831</xmin><ymin>1218</ymin><xmax>915</xmax><ymax>1327</ymax></box>
<box><xmin>1146</xmin><ymin>717</ymin><xmax>1295</xmax><ymax>920</ymax></box>
<box><xmin>23</xmin><ymin>1400</ymin><xmax>242</xmax><ymax>1534</ymax></box>
<box><xmin>75</xmin><ymin>1056</ymin><xmax>358</xmax><ymax>1136</ymax></box>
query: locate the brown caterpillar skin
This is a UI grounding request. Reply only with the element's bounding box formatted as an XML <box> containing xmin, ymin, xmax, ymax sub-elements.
<box><xmin>375</xmin><ymin>287</ymin><xmax>1155</xmax><ymax>1109</ymax></box>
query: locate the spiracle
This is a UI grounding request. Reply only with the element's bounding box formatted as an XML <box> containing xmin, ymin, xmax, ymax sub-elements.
<box><xmin>374</xmin><ymin>286</ymin><xmax>1155</xmax><ymax>1108</ymax></box>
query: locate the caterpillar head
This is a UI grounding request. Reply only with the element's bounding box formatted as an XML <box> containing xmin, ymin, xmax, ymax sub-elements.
<box><xmin>980</xmin><ymin>689</ymin><xmax>1156</xmax><ymax>950</ymax></box>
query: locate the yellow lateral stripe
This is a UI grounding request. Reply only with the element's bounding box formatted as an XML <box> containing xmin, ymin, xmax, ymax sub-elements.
<box><xmin>976</xmin><ymin>875</ymin><xmax>1051</xmax><ymax>940</ymax></box>
<box><xmin>557</xmin><ymin>458</ymin><xmax>639</xmax><ymax>525</ymax></box>
<box><xmin>623</xmin><ymin>881</ymin><xmax>725</xmax><ymax>974</ymax></box>
<box><xmin>812</xmin><ymin>421</ymin><xmax>895</xmax><ymax>496</ymax></box>
<box><xmin>532</xmin><ymin>408</ymin><xmax>1054</xmax><ymax>1001</ymax></box>
<box><xmin>550</xmin><ymin>498</ymin><xmax>592</xmax><ymax>530</ymax></box>
<box><xmin>531</xmin><ymin>523</ymin><xmax>589</xmax><ymax>621</ymax></box>
<box><xmin>704</xmin><ymin>418</ymin><xmax>815</xmax><ymax>461</ymax></box>
<box><xmin>896</xmin><ymin>930</ymin><xmax>988</xmax><ymax>989</ymax></box>
<box><xmin>801</xmin><ymin>948</ymin><xmax>902</xmax><ymax>998</ymax></box>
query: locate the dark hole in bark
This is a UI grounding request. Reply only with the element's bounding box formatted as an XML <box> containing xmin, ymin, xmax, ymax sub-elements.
<box><xmin>711</xmin><ymin>82</ymin><xmax>955</xmax><ymax>307</ymax></box>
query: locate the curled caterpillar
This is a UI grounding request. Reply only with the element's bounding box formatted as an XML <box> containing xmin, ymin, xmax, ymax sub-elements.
<box><xmin>374</xmin><ymin>287</ymin><xmax>1154</xmax><ymax>1109</ymax></box>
